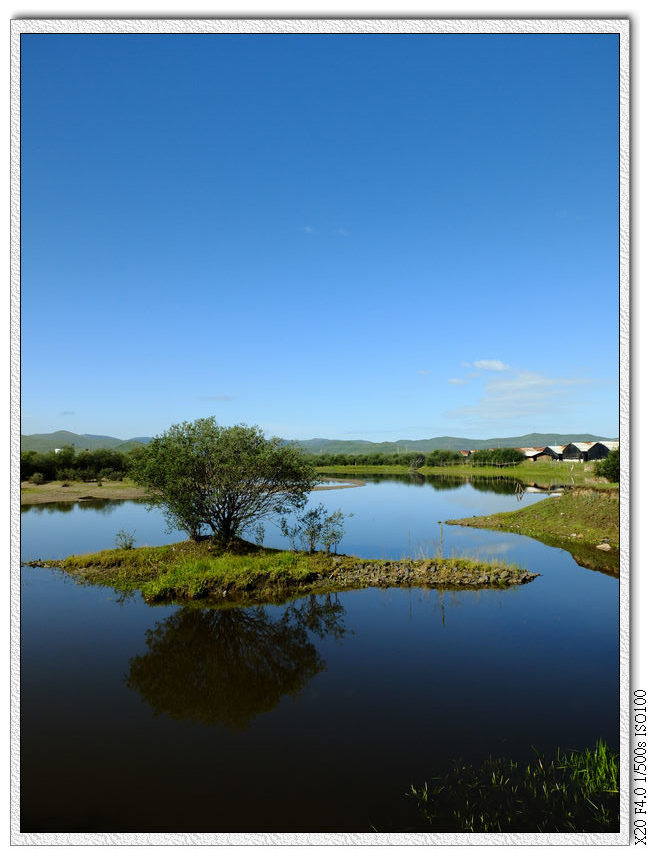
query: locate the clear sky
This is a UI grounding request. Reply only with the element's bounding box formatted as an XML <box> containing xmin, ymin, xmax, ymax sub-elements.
<box><xmin>20</xmin><ymin>31</ymin><xmax>620</xmax><ymax>442</ymax></box>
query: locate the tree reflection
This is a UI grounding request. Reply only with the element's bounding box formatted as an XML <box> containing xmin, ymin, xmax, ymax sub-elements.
<box><xmin>424</xmin><ymin>475</ymin><xmax>520</xmax><ymax>494</ymax></box>
<box><xmin>20</xmin><ymin>498</ymin><xmax>127</xmax><ymax>515</ymax></box>
<box><xmin>125</xmin><ymin>594</ymin><xmax>347</xmax><ymax>730</ymax></box>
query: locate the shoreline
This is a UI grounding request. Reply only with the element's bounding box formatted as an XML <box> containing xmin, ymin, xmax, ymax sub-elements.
<box><xmin>446</xmin><ymin>486</ymin><xmax>620</xmax><ymax>576</ymax></box>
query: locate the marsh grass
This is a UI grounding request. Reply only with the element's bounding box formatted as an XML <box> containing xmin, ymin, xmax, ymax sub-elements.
<box><xmin>409</xmin><ymin>740</ymin><xmax>619</xmax><ymax>832</ymax></box>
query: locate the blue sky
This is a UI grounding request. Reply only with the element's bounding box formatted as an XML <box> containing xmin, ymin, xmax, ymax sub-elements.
<box><xmin>20</xmin><ymin>32</ymin><xmax>620</xmax><ymax>442</ymax></box>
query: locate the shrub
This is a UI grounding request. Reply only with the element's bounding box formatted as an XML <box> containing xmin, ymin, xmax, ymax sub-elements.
<box><xmin>280</xmin><ymin>504</ymin><xmax>352</xmax><ymax>554</ymax></box>
<box><xmin>594</xmin><ymin>449</ymin><xmax>619</xmax><ymax>483</ymax></box>
<box><xmin>115</xmin><ymin>530</ymin><xmax>136</xmax><ymax>550</ymax></box>
<box><xmin>28</xmin><ymin>472</ymin><xmax>46</xmax><ymax>485</ymax></box>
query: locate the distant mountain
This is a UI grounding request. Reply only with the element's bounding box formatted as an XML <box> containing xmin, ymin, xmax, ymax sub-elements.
<box><xmin>292</xmin><ymin>432</ymin><xmax>616</xmax><ymax>456</ymax></box>
<box><xmin>21</xmin><ymin>429</ymin><xmax>616</xmax><ymax>457</ymax></box>
<box><xmin>20</xmin><ymin>430</ymin><xmax>151</xmax><ymax>454</ymax></box>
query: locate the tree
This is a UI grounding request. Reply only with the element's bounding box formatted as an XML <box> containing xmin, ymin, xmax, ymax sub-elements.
<box><xmin>129</xmin><ymin>418</ymin><xmax>317</xmax><ymax>543</ymax></box>
<box><xmin>594</xmin><ymin>448</ymin><xmax>619</xmax><ymax>483</ymax></box>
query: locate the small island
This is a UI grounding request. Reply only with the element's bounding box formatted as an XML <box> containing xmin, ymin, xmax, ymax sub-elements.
<box><xmin>26</xmin><ymin>539</ymin><xmax>539</xmax><ymax>606</ymax></box>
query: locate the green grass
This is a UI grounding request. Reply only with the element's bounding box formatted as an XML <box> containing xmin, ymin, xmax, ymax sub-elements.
<box><xmin>315</xmin><ymin>461</ymin><xmax>617</xmax><ymax>488</ymax></box>
<box><xmin>409</xmin><ymin>740</ymin><xmax>619</xmax><ymax>832</ymax></box>
<box><xmin>28</xmin><ymin>537</ymin><xmax>538</xmax><ymax>605</ymax></box>
<box><xmin>447</xmin><ymin>487</ymin><xmax>619</xmax><ymax>548</ymax></box>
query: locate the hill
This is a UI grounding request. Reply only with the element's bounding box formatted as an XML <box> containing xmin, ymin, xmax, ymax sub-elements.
<box><xmin>21</xmin><ymin>430</ymin><xmax>151</xmax><ymax>454</ymax></box>
<box><xmin>21</xmin><ymin>429</ymin><xmax>616</xmax><ymax>457</ymax></box>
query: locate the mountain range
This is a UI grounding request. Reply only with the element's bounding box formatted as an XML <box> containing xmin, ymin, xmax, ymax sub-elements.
<box><xmin>20</xmin><ymin>430</ymin><xmax>616</xmax><ymax>456</ymax></box>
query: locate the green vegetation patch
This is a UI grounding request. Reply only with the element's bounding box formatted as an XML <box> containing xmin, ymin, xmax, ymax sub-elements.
<box><xmin>315</xmin><ymin>461</ymin><xmax>617</xmax><ymax>489</ymax></box>
<box><xmin>446</xmin><ymin>488</ymin><xmax>619</xmax><ymax>576</ymax></box>
<box><xmin>447</xmin><ymin>488</ymin><xmax>619</xmax><ymax>548</ymax></box>
<box><xmin>30</xmin><ymin>539</ymin><xmax>538</xmax><ymax>606</ymax></box>
<box><xmin>409</xmin><ymin>740</ymin><xmax>619</xmax><ymax>832</ymax></box>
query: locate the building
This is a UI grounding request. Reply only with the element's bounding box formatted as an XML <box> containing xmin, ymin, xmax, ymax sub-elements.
<box><xmin>518</xmin><ymin>447</ymin><xmax>548</xmax><ymax>462</ymax></box>
<box><xmin>562</xmin><ymin>442</ymin><xmax>594</xmax><ymax>461</ymax></box>
<box><xmin>542</xmin><ymin>445</ymin><xmax>565</xmax><ymax>460</ymax></box>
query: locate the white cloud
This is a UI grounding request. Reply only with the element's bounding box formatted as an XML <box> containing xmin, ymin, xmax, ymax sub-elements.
<box><xmin>447</xmin><ymin>378</ymin><xmax>466</xmax><ymax>386</ymax></box>
<box><xmin>417</xmin><ymin>370</ymin><xmax>432</xmax><ymax>376</ymax></box>
<box><xmin>199</xmin><ymin>395</ymin><xmax>235</xmax><ymax>402</ymax></box>
<box><xmin>473</xmin><ymin>359</ymin><xmax>509</xmax><ymax>371</ymax></box>
<box><xmin>446</xmin><ymin>369</ymin><xmax>596</xmax><ymax>422</ymax></box>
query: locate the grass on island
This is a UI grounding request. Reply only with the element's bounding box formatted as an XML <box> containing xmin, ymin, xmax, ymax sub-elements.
<box><xmin>408</xmin><ymin>740</ymin><xmax>619</xmax><ymax>833</ymax></box>
<box><xmin>29</xmin><ymin>537</ymin><xmax>537</xmax><ymax>606</ymax></box>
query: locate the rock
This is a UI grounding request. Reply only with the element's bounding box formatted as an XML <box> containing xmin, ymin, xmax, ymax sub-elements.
<box><xmin>596</xmin><ymin>543</ymin><xmax>612</xmax><ymax>551</ymax></box>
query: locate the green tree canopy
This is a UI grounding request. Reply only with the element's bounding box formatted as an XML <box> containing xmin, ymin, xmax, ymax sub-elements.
<box><xmin>129</xmin><ymin>418</ymin><xmax>317</xmax><ymax>542</ymax></box>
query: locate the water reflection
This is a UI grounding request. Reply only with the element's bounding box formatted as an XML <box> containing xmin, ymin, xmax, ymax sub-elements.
<box><xmin>362</xmin><ymin>473</ymin><xmax>526</xmax><ymax>495</ymax></box>
<box><xmin>125</xmin><ymin>594</ymin><xmax>347</xmax><ymax>730</ymax></box>
<box><xmin>21</xmin><ymin>498</ymin><xmax>129</xmax><ymax>515</ymax></box>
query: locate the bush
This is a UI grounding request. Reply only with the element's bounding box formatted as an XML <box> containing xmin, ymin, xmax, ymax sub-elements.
<box><xmin>115</xmin><ymin>529</ymin><xmax>136</xmax><ymax>550</ymax></box>
<box><xmin>594</xmin><ymin>449</ymin><xmax>619</xmax><ymax>483</ymax></box>
<box><xmin>470</xmin><ymin>447</ymin><xmax>525</xmax><ymax>467</ymax></box>
<box><xmin>28</xmin><ymin>472</ymin><xmax>46</xmax><ymax>485</ymax></box>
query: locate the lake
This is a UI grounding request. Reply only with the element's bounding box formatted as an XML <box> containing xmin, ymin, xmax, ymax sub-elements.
<box><xmin>19</xmin><ymin>475</ymin><xmax>619</xmax><ymax>834</ymax></box>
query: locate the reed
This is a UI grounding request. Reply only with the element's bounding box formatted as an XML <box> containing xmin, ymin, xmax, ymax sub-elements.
<box><xmin>409</xmin><ymin>740</ymin><xmax>619</xmax><ymax>832</ymax></box>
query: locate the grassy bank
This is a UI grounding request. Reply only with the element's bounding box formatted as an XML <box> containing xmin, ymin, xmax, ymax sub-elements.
<box><xmin>447</xmin><ymin>487</ymin><xmax>619</xmax><ymax>575</ymax></box>
<box><xmin>315</xmin><ymin>461</ymin><xmax>616</xmax><ymax>488</ymax></box>
<box><xmin>26</xmin><ymin>539</ymin><xmax>538</xmax><ymax>606</ymax></box>
<box><xmin>408</xmin><ymin>740</ymin><xmax>619</xmax><ymax>832</ymax></box>
<box><xmin>20</xmin><ymin>479</ymin><xmax>149</xmax><ymax>505</ymax></box>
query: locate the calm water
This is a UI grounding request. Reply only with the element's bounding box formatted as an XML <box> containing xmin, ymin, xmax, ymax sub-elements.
<box><xmin>20</xmin><ymin>476</ymin><xmax>619</xmax><ymax>833</ymax></box>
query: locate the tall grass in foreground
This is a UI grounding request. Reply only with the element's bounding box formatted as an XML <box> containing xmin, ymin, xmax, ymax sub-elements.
<box><xmin>409</xmin><ymin>741</ymin><xmax>619</xmax><ymax>832</ymax></box>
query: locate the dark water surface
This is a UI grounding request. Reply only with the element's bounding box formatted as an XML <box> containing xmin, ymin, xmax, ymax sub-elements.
<box><xmin>20</xmin><ymin>477</ymin><xmax>619</xmax><ymax>833</ymax></box>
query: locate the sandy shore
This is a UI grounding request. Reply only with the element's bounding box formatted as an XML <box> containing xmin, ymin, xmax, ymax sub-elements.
<box><xmin>20</xmin><ymin>480</ymin><xmax>150</xmax><ymax>505</ymax></box>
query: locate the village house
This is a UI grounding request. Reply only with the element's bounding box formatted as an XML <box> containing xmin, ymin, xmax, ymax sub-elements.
<box><xmin>461</xmin><ymin>441</ymin><xmax>619</xmax><ymax>462</ymax></box>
